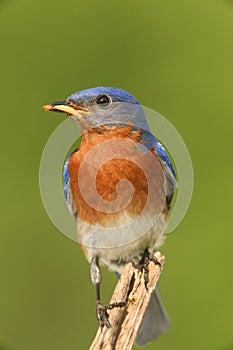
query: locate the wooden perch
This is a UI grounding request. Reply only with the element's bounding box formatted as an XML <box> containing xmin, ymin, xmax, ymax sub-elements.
<box><xmin>89</xmin><ymin>252</ymin><xmax>165</xmax><ymax>350</ymax></box>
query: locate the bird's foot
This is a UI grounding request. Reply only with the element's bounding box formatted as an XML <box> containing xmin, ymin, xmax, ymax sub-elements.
<box><xmin>96</xmin><ymin>300</ymin><xmax>111</xmax><ymax>329</ymax></box>
<box><xmin>96</xmin><ymin>300</ymin><xmax>126</xmax><ymax>329</ymax></box>
<box><xmin>135</xmin><ymin>250</ymin><xmax>162</xmax><ymax>289</ymax></box>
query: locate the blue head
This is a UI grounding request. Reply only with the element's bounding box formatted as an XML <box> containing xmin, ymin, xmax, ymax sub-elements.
<box><xmin>44</xmin><ymin>86</ymin><xmax>150</xmax><ymax>132</ymax></box>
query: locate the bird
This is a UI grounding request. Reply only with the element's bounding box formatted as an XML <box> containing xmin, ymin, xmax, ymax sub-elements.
<box><xmin>43</xmin><ymin>86</ymin><xmax>177</xmax><ymax>345</ymax></box>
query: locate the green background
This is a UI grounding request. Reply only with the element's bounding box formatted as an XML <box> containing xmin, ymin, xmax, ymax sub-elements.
<box><xmin>0</xmin><ymin>0</ymin><xmax>232</xmax><ymax>349</ymax></box>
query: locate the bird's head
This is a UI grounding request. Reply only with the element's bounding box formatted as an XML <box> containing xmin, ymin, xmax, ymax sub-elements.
<box><xmin>43</xmin><ymin>87</ymin><xmax>149</xmax><ymax>132</ymax></box>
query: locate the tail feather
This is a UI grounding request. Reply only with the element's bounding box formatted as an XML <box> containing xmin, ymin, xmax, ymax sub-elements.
<box><xmin>135</xmin><ymin>287</ymin><xmax>169</xmax><ymax>346</ymax></box>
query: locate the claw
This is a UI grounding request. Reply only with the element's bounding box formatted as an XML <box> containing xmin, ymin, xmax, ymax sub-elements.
<box><xmin>106</xmin><ymin>301</ymin><xmax>126</xmax><ymax>310</ymax></box>
<box><xmin>96</xmin><ymin>301</ymin><xmax>111</xmax><ymax>328</ymax></box>
<box><xmin>96</xmin><ymin>300</ymin><xmax>126</xmax><ymax>329</ymax></box>
<box><xmin>137</xmin><ymin>250</ymin><xmax>162</xmax><ymax>289</ymax></box>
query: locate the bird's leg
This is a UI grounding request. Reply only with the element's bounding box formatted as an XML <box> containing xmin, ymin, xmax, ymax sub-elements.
<box><xmin>90</xmin><ymin>256</ymin><xmax>111</xmax><ymax>328</ymax></box>
<box><xmin>90</xmin><ymin>256</ymin><xmax>126</xmax><ymax>329</ymax></box>
<box><xmin>137</xmin><ymin>249</ymin><xmax>162</xmax><ymax>290</ymax></box>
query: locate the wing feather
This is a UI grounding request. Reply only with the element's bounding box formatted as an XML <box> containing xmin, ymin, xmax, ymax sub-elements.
<box><xmin>140</xmin><ymin>130</ymin><xmax>177</xmax><ymax>208</ymax></box>
<box><xmin>63</xmin><ymin>152</ymin><xmax>77</xmax><ymax>219</ymax></box>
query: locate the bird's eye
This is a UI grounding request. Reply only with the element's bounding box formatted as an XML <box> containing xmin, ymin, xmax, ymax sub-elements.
<box><xmin>96</xmin><ymin>95</ymin><xmax>112</xmax><ymax>108</ymax></box>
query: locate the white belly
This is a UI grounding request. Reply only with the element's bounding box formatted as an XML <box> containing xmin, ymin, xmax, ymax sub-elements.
<box><xmin>77</xmin><ymin>212</ymin><xmax>168</xmax><ymax>274</ymax></box>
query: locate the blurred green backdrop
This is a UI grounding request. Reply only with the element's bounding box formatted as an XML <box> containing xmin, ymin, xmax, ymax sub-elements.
<box><xmin>0</xmin><ymin>0</ymin><xmax>232</xmax><ymax>349</ymax></box>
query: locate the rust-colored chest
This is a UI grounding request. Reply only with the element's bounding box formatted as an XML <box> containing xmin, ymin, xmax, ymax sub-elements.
<box><xmin>68</xmin><ymin>126</ymin><xmax>166</xmax><ymax>227</ymax></box>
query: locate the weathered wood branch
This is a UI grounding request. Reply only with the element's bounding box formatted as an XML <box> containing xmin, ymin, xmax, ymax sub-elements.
<box><xmin>89</xmin><ymin>252</ymin><xmax>165</xmax><ymax>350</ymax></box>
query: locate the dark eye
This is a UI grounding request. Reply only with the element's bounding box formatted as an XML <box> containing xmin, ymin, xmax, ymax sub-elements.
<box><xmin>96</xmin><ymin>94</ymin><xmax>112</xmax><ymax>108</ymax></box>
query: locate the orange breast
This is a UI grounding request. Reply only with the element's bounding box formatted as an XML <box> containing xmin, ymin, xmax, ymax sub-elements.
<box><xmin>68</xmin><ymin>126</ymin><xmax>166</xmax><ymax>227</ymax></box>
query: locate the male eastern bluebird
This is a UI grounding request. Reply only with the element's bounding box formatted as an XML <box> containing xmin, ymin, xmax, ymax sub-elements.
<box><xmin>43</xmin><ymin>87</ymin><xmax>177</xmax><ymax>345</ymax></box>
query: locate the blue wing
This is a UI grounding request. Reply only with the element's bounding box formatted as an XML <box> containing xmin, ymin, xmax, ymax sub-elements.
<box><xmin>63</xmin><ymin>151</ymin><xmax>77</xmax><ymax>219</ymax></box>
<box><xmin>140</xmin><ymin>130</ymin><xmax>176</xmax><ymax>177</ymax></box>
<box><xmin>140</xmin><ymin>130</ymin><xmax>177</xmax><ymax>208</ymax></box>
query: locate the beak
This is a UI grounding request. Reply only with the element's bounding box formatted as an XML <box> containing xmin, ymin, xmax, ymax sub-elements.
<box><xmin>43</xmin><ymin>100</ymin><xmax>89</xmax><ymax>120</ymax></box>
